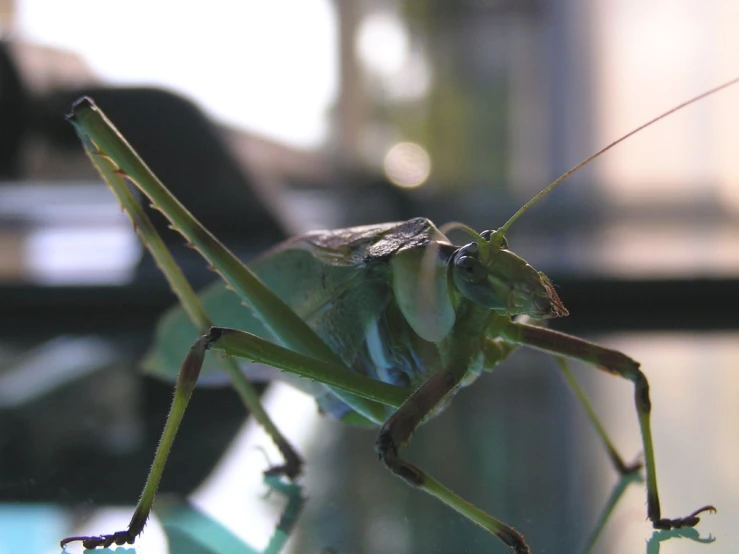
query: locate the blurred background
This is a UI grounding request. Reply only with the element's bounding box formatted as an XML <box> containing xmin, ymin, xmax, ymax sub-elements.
<box><xmin>1</xmin><ymin>1</ymin><xmax>738</xmax><ymax>553</ymax></box>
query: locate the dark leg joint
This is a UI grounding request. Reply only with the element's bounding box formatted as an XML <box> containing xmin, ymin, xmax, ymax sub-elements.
<box><xmin>204</xmin><ymin>326</ymin><xmax>227</xmax><ymax>348</ymax></box>
<box><xmin>496</xmin><ymin>527</ymin><xmax>531</xmax><ymax>554</ymax></box>
<box><xmin>634</xmin><ymin>373</ymin><xmax>652</xmax><ymax>413</ymax></box>
<box><xmin>611</xmin><ymin>449</ymin><xmax>643</xmax><ymax>476</ymax></box>
<box><xmin>375</xmin><ymin>428</ymin><xmax>424</xmax><ymax>488</ymax></box>
<box><xmin>179</xmin><ymin>327</ymin><xmax>233</xmax><ymax>388</ymax></box>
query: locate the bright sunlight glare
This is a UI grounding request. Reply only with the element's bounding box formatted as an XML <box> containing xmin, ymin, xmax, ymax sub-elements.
<box><xmin>355</xmin><ymin>10</ymin><xmax>431</xmax><ymax>101</ymax></box>
<box><xmin>192</xmin><ymin>382</ymin><xmax>323</xmax><ymax>553</ymax></box>
<box><xmin>383</xmin><ymin>142</ymin><xmax>431</xmax><ymax>189</ymax></box>
<box><xmin>16</xmin><ymin>0</ymin><xmax>337</xmax><ymax>148</ymax></box>
<box><xmin>592</xmin><ymin>0</ymin><xmax>739</xmax><ymax>211</ymax></box>
<box><xmin>356</xmin><ymin>12</ymin><xmax>409</xmax><ymax>76</ymax></box>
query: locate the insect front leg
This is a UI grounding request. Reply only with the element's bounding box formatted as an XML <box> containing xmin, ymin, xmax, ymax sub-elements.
<box><xmin>487</xmin><ymin>328</ymin><xmax>641</xmax><ymax>477</ymax></box>
<box><xmin>501</xmin><ymin>321</ymin><xmax>716</xmax><ymax>530</ymax></box>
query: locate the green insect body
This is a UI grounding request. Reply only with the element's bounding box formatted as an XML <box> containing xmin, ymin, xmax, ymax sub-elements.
<box><xmin>147</xmin><ymin>217</ymin><xmax>564</xmax><ymax>427</ymax></box>
<box><xmin>58</xmin><ymin>79</ymin><xmax>739</xmax><ymax>552</ymax></box>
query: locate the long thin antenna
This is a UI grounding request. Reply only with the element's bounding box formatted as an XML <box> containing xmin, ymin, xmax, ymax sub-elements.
<box><xmin>497</xmin><ymin>75</ymin><xmax>739</xmax><ymax>235</ymax></box>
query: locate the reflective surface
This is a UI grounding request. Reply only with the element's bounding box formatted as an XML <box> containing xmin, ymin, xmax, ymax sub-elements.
<box><xmin>2</xmin><ymin>329</ymin><xmax>736</xmax><ymax>554</ymax></box>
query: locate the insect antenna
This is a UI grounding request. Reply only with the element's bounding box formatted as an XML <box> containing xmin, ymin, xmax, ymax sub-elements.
<box><xmin>437</xmin><ymin>220</ymin><xmax>497</xmax><ymax>260</ymax></box>
<box><xmin>438</xmin><ymin>221</ymin><xmax>481</xmax><ymax>240</ymax></box>
<box><xmin>497</xmin><ymin>75</ymin><xmax>739</xmax><ymax>236</ymax></box>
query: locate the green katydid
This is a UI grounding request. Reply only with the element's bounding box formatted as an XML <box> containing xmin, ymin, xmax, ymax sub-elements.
<box><xmin>59</xmin><ymin>76</ymin><xmax>739</xmax><ymax>553</ymax></box>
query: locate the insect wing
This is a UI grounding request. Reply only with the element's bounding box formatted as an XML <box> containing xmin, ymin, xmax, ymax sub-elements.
<box><xmin>142</xmin><ymin>220</ymin><xmax>442</xmax><ymax>389</ymax></box>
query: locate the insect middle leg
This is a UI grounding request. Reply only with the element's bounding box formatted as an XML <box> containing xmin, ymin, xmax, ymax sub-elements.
<box><xmin>374</xmin><ymin>365</ymin><xmax>530</xmax><ymax>553</ymax></box>
<box><xmin>166</xmin><ymin>326</ymin><xmax>538</xmax><ymax>553</ymax></box>
<box><xmin>501</xmin><ymin>321</ymin><xmax>716</xmax><ymax>530</ymax></box>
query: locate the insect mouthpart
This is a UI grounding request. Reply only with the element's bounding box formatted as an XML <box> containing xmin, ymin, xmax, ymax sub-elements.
<box><xmin>536</xmin><ymin>273</ymin><xmax>569</xmax><ymax>319</ymax></box>
<box><xmin>451</xmin><ymin>240</ymin><xmax>569</xmax><ymax>320</ymax></box>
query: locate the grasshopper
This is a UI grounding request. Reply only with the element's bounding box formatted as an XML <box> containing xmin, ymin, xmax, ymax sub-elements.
<box><xmin>59</xmin><ymin>77</ymin><xmax>738</xmax><ymax>553</ymax></box>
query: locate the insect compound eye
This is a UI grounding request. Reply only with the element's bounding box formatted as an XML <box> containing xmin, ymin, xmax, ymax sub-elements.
<box><xmin>479</xmin><ymin>230</ymin><xmax>507</xmax><ymax>249</ymax></box>
<box><xmin>457</xmin><ymin>242</ymin><xmax>479</xmax><ymax>258</ymax></box>
<box><xmin>533</xmin><ymin>296</ymin><xmax>552</xmax><ymax>314</ymax></box>
<box><xmin>455</xmin><ymin>255</ymin><xmax>487</xmax><ymax>283</ymax></box>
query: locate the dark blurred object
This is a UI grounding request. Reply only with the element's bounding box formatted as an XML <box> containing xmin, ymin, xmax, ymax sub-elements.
<box><xmin>41</xmin><ymin>87</ymin><xmax>285</xmax><ymax>251</ymax></box>
<box><xmin>1</xmin><ymin>39</ymin><xmax>288</xmax><ymax>278</ymax></box>
<box><xmin>0</xmin><ymin>40</ymin><xmax>289</xmax><ymax>504</ymax></box>
<box><xmin>0</xmin><ymin>41</ymin><xmax>27</xmax><ymax>178</ymax></box>
<box><xmin>0</xmin><ymin>40</ymin><xmax>102</xmax><ymax>179</ymax></box>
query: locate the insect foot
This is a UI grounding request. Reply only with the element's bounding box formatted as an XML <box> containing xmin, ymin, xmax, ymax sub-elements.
<box><xmin>60</xmin><ymin>529</ymin><xmax>135</xmax><ymax>549</ymax></box>
<box><xmin>653</xmin><ymin>505</ymin><xmax>717</xmax><ymax>530</ymax></box>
